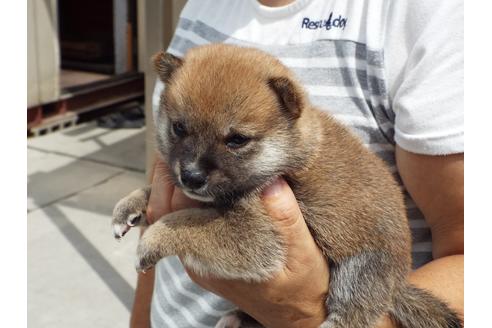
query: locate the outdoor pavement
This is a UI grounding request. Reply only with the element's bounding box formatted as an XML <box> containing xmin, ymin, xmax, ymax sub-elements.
<box><xmin>28</xmin><ymin>122</ymin><xmax>147</xmax><ymax>328</ymax></box>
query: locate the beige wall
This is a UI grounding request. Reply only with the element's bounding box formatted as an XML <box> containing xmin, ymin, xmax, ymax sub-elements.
<box><xmin>27</xmin><ymin>0</ymin><xmax>60</xmax><ymax>107</ymax></box>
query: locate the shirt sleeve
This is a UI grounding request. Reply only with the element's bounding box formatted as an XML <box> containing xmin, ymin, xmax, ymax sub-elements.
<box><xmin>384</xmin><ymin>0</ymin><xmax>463</xmax><ymax>155</ymax></box>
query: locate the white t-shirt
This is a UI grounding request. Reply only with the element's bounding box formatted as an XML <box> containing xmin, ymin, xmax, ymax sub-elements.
<box><xmin>151</xmin><ymin>1</ymin><xmax>463</xmax><ymax>327</ymax></box>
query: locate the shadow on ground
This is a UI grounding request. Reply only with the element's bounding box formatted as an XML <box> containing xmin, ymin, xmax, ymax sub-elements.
<box><xmin>28</xmin><ymin>123</ymin><xmax>147</xmax><ymax>327</ymax></box>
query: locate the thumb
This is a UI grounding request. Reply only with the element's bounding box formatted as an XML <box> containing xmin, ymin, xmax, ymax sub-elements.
<box><xmin>147</xmin><ymin>159</ymin><xmax>175</xmax><ymax>223</ymax></box>
<box><xmin>262</xmin><ymin>178</ymin><xmax>326</xmax><ymax>277</ymax></box>
<box><xmin>262</xmin><ymin>178</ymin><xmax>306</xmax><ymax>239</ymax></box>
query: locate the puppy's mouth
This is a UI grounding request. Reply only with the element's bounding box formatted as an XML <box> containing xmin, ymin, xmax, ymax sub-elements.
<box><xmin>182</xmin><ymin>188</ymin><xmax>214</xmax><ymax>202</ymax></box>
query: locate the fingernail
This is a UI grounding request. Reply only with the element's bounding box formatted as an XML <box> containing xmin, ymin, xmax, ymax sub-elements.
<box><xmin>262</xmin><ymin>177</ymin><xmax>285</xmax><ymax>198</ymax></box>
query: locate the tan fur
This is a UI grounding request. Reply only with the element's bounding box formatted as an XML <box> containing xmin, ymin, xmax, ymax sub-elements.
<box><xmin>112</xmin><ymin>44</ymin><xmax>461</xmax><ymax>328</ymax></box>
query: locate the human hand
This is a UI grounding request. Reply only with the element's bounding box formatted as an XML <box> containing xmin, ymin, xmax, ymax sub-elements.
<box><xmin>183</xmin><ymin>178</ymin><xmax>330</xmax><ymax>328</ymax></box>
<box><xmin>146</xmin><ymin>157</ymin><xmax>329</xmax><ymax>327</ymax></box>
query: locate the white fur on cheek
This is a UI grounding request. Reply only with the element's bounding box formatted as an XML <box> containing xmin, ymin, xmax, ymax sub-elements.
<box><xmin>174</xmin><ymin>161</ymin><xmax>181</xmax><ymax>184</ymax></box>
<box><xmin>255</xmin><ymin>137</ymin><xmax>286</xmax><ymax>173</ymax></box>
<box><xmin>156</xmin><ymin>113</ymin><xmax>170</xmax><ymax>150</ymax></box>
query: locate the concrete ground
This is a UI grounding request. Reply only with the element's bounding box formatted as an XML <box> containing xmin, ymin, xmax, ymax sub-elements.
<box><xmin>28</xmin><ymin>122</ymin><xmax>147</xmax><ymax>328</ymax></box>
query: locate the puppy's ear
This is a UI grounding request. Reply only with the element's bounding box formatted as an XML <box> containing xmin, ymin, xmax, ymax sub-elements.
<box><xmin>267</xmin><ymin>77</ymin><xmax>304</xmax><ymax>119</ymax></box>
<box><xmin>152</xmin><ymin>51</ymin><xmax>183</xmax><ymax>83</ymax></box>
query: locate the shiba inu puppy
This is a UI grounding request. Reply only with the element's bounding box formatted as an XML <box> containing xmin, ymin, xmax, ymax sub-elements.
<box><xmin>112</xmin><ymin>44</ymin><xmax>461</xmax><ymax>328</ymax></box>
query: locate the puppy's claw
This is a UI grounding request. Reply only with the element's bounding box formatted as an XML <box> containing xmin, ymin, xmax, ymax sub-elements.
<box><xmin>112</xmin><ymin>223</ymin><xmax>130</xmax><ymax>240</ymax></box>
<box><xmin>215</xmin><ymin>313</ymin><xmax>242</xmax><ymax>328</ymax></box>
<box><xmin>127</xmin><ymin>213</ymin><xmax>142</xmax><ymax>227</ymax></box>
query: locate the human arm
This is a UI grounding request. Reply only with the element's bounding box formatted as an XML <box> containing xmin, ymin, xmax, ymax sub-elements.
<box><xmin>375</xmin><ymin>146</ymin><xmax>464</xmax><ymax>327</ymax></box>
<box><xmin>130</xmin><ymin>269</ymin><xmax>155</xmax><ymax>328</ymax></box>
<box><xmin>395</xmin><ymin>146</ymin><xmax>463</xmax><ymax>314</ymax></box>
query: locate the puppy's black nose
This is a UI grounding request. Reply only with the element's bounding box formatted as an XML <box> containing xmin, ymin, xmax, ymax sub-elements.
<box><xmin>181</xmin><ymin>169</ymin><xmax>207</xmax><ymax>189</ymax></box>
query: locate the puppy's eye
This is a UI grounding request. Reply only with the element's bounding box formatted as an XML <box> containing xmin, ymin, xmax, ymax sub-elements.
<box><xmin>172</xmin><ymin>122</ymin><xmax>187</xmax><ymax>137</ymax></box>
<box><xmin>225</xmin><ymin>134</ymin><xmax>251</xmax><ymax>149</ymax></box>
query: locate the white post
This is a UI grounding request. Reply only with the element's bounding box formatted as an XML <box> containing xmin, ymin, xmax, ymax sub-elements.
<box><xmin>27</xmin><ymin>0</ymin><xmax>60</xmax><ymax>107</ymax></box>
<box><xmin>138</xmin><ymin>0</ymin><xmax>187</xmax><ymax>178</ymax></box>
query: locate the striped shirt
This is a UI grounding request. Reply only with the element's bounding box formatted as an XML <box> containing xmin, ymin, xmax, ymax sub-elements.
<box><xmin>151</xmin><ymin>0</ymin><xmax>463</xmax><ymax>326</ymax></box>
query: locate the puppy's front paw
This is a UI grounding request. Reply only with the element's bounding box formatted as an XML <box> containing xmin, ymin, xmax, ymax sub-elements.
<box><xmin>135</xmin><ymin>234</ymin><xmax>160</xmax><ymax>273</ymax></box>
<box><xmin>112</xmin><ymin>206</ymin><xmax>144</xmax><ymax>240</ymax></box>
<box><xmin>111</xmin><ymin>187</ymin><xmax>150</xmax><ymax>240</ymax></box>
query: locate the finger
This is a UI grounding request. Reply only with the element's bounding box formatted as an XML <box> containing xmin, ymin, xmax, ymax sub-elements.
<box><xmin>171</xmin><ymin>188</ymin><xmax>202</xmax><ymax>212</ymax></box>
<box><xmin>261</xmin><ymin>178</ymin><xmax>323</xmax><ymax>271</ymax></box>
<box><xmin>262</xmin><ymin>178</ymin><xmax>306</xmax><ymax>238</ymax></box>
<box><xmin>147</xmin><ymin>158</ymin><xmax>175</xmax><ymax>223</ymax></box>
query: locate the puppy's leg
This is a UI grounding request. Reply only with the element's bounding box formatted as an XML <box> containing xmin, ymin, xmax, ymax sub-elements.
<box><xmin>320</xmin><ymin>251</ymin><xmax>396</xmax><ymax>328</ymax></box>
<box><xmin>135</xmin><ymin>207</ymin><xmax>285</xmax><ymax>280</ymax></box>
<box><xmin>111</xmin><ymin>186</ymin><xmax>151</xmax><ymax>239</ymax></box>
